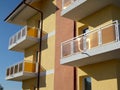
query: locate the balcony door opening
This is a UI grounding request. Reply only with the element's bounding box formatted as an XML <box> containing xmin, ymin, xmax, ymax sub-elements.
<box><xmin>80</xmin><ymin>76</ymin><xmax>92</xmax><ymax>90</ymax></box>
<box><xmin>78</xmin><ymin>25</ymin><xmax>89</xmax><ymax>35</ymax></box>
<box><xmin>83</xmin><ymin>28</ymin><xmax>89</xmax><ymax>34</ymax></box>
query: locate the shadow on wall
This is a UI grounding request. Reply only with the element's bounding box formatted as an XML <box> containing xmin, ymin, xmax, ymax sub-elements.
<box><xmin>24</xmin><ymin>30</ymin><xmax>48</xmax><ymax>62</ymax></box>
<box><xmin>117</xmin><ymin>78</ymin><xmax>120</xmax><ymax>90</ymax></box>
<box><xmin>31</xmin><ymin>0</ymin><xmax>58</xmax><ymax>20</ymax></box>
<box><xmin>79</xmin><ymin>60</ymin><xmax>118</xmax><ymax>81</ymax></box>
<box><xmin>41</xmin><ymin>31</ymin><xmax>49</xmax><ymax>51</ymax></box>
<box><xmin>78</xmin><ymin>5</ymin><xmax>120</xmax><ymax>28</ymax></box>
<box><xmin>22</xmin><ymin>66</ymin><xmax>47</xmax><ymax>90</ymax></box>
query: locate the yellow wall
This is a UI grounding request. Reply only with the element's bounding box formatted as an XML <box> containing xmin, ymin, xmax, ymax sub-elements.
<box><xmin>23</xmin><ymin>0</ymin><xmax>56</xmax><ymax>90</ymax></box>
<box><xmin>76</xmin><ymin>5</ymin><xmax>120</xmax><ymax>90</ymax></box>
<box><xmin>24</xmin><ymin>0</ymin><xmax>55</xmax><ymax>68</ymax></box>
<box><xmin>76</xmin><ymin>5</ymin><xmax>120</xmax><ymax>35</ymax></box>
<box><xmin>22</xmin><ymin>74</ymin><xmax>54</xmax><ymax>90</ymax></box>
<box><xmin>24</xmin><ymin>44</ymin><xmax>38</xmax><ymax>62</ymax></box>
<box><xmin>117</xmin><ymin>61</ymin><xmax>120</xmax><ymax>90</ymax></box>
<box><xmin>77</xmin><ymin>60</ymin><xmax>118</xmax><ymax>90</ymax></box>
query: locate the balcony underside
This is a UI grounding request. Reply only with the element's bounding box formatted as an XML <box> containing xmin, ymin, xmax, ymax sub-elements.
<box><xmin>61</xmin><ymin>0</ymin><xmax>120</xmax><ymax>20</ymax></box>
<box><xmin>8</xmin><ymin>36</ymin><xmax>38</xmax><ymax>52</ymax></box>
<box><xmin>6</xmin><ymin>72</ymin><xmax>36</xmax><ymax>81</ymax></box>
<box><xmin>61</xmin><ymin>41</ymin><xmax>120</xmax><ymax>67</ymax></box>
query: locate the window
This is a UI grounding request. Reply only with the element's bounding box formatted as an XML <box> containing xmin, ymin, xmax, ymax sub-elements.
<box><xmin>83</xmin><ymin>77</ymin><xmax>91</xmax><ymax>90</ymax></box>
<box><xmin>78</xmin><ymin>25</ymin><xmax>89</xmax><ymax>35</ymax></box>
<box><xmin>83</xmin><ymin>28</ymin><xmax>89</xmax><ymax>34</ymax></box>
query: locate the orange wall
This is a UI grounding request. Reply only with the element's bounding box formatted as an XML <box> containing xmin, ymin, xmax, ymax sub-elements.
<box><xmin>54</xmin><ymin>0</ymin><xmax>75</xmax><ymax>90</ymax></box>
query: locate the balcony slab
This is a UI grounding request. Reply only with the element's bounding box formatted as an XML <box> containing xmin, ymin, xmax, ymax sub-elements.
<box><xmin>61</xmin><ymin>41</ymin><xmax>120</xmax><ymax>67</ymax></box>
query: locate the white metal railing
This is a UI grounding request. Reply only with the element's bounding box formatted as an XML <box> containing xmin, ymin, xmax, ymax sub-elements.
<box><xmin>6</xmin><ymin>60</ymin><xmax>36</xmax><ymax>77</ymax></box>
<box><xmin>62</xmin><ymin>0</ymin><xmax>77</xmax><ymax>9</ymax></box>
<box><xmin>9</xmin><ymin>26</ymin><xmax>38</xmax><ymax>48</ymax></box>
<box><xmin>9</xmin><ymin>26</ymin><xmax>27</xmax><ymax>47</ymax></box>
<box><xmin>61</xmin><ymin>20</ymin><xmax>120</xmax><ymax>58</ymax></box>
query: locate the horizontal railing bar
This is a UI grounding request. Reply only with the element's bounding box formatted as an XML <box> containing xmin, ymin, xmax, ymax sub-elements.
<box><xmin>9</xmin><ymin>26</ymin><xmax>39</xmax><ymax>38</ymax></box>
<box><xmin>6</xmin><ymin>60</ymin><xmax>36</xmax><ymax>69</ymax></box>
<box><xmin>61</xmin><ymin>21</ymin><xmax>118</xmax><ymax>45</ymax></box>
<box><xmin>61</xmin><ymin>20</ymin><xmax>119</xmax><ymax>59</ymax></box>
<box><xmin>6</xmin><ymin>60</ymin><xmax>37</xmax><ymax>77</ymax></box>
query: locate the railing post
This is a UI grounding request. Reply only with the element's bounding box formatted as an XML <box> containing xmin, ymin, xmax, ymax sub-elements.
<box><xmin>115</xmin><ymin>20</ymin><xmax>119</xmax><ymax>42</ymax></box>
<box><xmin>98</xmin><ymin>28</ymin><xmax>102</xmax><ymax>45</ymax></box>
<box><xmin>23</xmin><ymin>62</ymin><xmax>24</xmax><ymax>72</ymax></box>
<box><xmin>16</xmin><ymin>33</ymin><xmax>19</xmax><ymax>43</ymax></box>
<box><xmin>20</xmin><ymin>30</ymin><xmax>22</xmax><ymax>39</ymax></box>
<box><xmin>71</xmin><ymin>0</ymin><xmax>74</xmax><ymax>3</ymax></box>
<box><xmin>61</xmin><ymin>43</ymin><xmax>63</xmax><ymax>58</ymax></box>
<box><xmin>17</xmin><ymin>64</ymin><xmax>19</xmax><ymax>73</ymax></box>
<box><xmin>8</xmin><ymin>68</ymin><xmax>10</xmax><ymax>76</ymax></box>
<box><xmin>9</xmin><ymin>68</ymin><xmax>10</xmax><ymax>76</ymax></box>
<box><xmin>36</xmin><ymin>62</ymin><xmax>38</xmax><ymax>73</ymax></box>
<box><xmin>13</xmin><ymin>66</ymin><xmax>15</xmax><ymax>74</ymax></box>
<box><xmin>83</xmin><ymin>34</ymin><xmax>87</xmax><ymax>51</ymax></box>
<box><xmin>71</xmin><ymin>40</ymin><xmax>74</xmax><ymax>55</ymax></box>
<box><xmin>25</xmin><ymin>26</ymin><xmax>27</xmax><ymax>37</ymax></box>
<box><xmin>62</xmin><ymin>0</ymin><xmax>64</xmax><ymax>9</ymax></box>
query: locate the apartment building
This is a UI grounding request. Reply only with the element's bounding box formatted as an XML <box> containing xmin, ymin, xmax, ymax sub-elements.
<box><xmin>5</xmin><ymin>0</ymin><xmax>56</xmax><ymax>90</ymax></box>
<box><xmin>5</xmin><ymin>0</ymin><xmax>120</xmax><ymax>90</ymax></box>
<box><xmin>0</xmin><ymin>84</ymin><xmax>3</xmax><ymax>90</ymax></box>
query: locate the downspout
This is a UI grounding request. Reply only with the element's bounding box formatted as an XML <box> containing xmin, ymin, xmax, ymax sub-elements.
<box><xmin>73</xmin><ymin>21</ymin><xmax>77</xmax><ymax>90</ymax></box>
<box><xmin>23</xmin><ymin>1</ymin><xmax>43</xmax><ymax>90</ymax></box>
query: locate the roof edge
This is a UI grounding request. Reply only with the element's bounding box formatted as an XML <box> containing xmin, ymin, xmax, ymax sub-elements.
<box><xmin>4</xmin><ymin>1</ymin><xmax>24</xmax><ymax>22</ymax></box>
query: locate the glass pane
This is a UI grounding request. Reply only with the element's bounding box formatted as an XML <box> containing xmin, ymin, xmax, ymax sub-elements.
<box><xmin>63</xmin><ymin>0</ymin><xmax>71</xmax><ymax>9</ymax></box>
<box><xmin>62</xmin><ymin>42</ymin><xmax>71</xmax><ymax>57</ymax></box>
<box><xmin>19</xmin><ymin>63</ymin><xmax>23</xmax><ymax>72</ymax></box>
<box><xmin>86</xmin><ymin>31</ymin><xmax>98</xmax><ymax>49</ymax></box>
<box><xmin>74</xmin><ymin>37</ymin><xmax>84</xmax><ymax>53</ymax></box>
<box><xmin>10</xmin><ymin>67</ymin><xmax>14</xmax><ymax>75</ymax></box>
<box><xmin>13</xmin><ymin>35</ymin><xmax>17</xmax><ymax>43</ymax></box>
<box><xmin>22</xmin><ymin>28</ymin><xmax>26</xmax><ymax>37</ymax></box>
<box><xmin>24</xmin><ymin>62</ymin><xmax>36</xmax><ymax>72</ymax></box>
<box><xmin>84</xmin><ymin>77</ymin><xmax>91</xmax><ymax>90</ymax></box>
<box><xmin>18</xmin><ymin>32</ymin><xmax>21</xmax><ymax>40</ymax></box>
<box><xmin>102</xmin><ymin>25</ymin><xmax>116</xmax><ymax>44</ymax></box>
<box><xmin>6</xmin><ymin>68</ymin><xmax>10</xmax><ymax>76</ymax></box>
<box><xmin>14</xmin><ymin>65</ymin><xmax>18</xmax><ymax>73</ymax></box>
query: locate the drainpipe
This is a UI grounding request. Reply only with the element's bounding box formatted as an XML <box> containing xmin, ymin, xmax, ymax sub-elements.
<box><xmin>23</xmin><ymin>1</ymin><xmax>43</xmax><ymax>90</ymax></box>
<box><xmin>73</xmin><ymin>21</ymin><xmax>77</xmax><ymax>90</ymax></box>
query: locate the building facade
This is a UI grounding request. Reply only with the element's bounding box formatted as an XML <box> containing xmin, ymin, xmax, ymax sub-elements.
<box><xmin>5</xmin><ymin>0</ymin><xmax>120</xmax><ymax>90</ymax></box>
<box><xmin>0</xmin><ymin>84</ymin><xmax>3</xmax><ymax>90</ymax></box>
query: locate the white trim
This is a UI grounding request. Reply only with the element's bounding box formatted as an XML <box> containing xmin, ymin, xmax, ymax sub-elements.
<box><xmin>6</xmin><ymin>69</ymin><xmax>54</xmax><ymax>80</ymax></box>
<box><xmin>40</xmin><ymin>69</ymin><xmax>54</xmax><ymax>76</ymax></box>
<box><xmin>61</xmin><ymin>41</ymin><xmax>120</xmax><ymax>66</ymax></box>
<box><xmin>42</xmin><ymin>31</ymin><xmax>55</xmax><ymax>40</ymax></box>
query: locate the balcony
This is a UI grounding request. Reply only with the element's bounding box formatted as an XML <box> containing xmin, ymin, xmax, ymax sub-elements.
<box><xmin>8</xmin><ymin>26</ymin><xmax>39</xmax><ymax>52</ymax></box>
<box><xmin>6</xmin><ymin>61</ymin><xmax>37</xmax><ymax>81</ymax></box>
<box><xmin>61</xmin><ymin>20</ymin><xmax>120</xmax><ymax>67</ymax></box>
<box><xmin>61</xmin><ymin>0</ymin><xmax>120</xmax><ymax>20</ymax></box>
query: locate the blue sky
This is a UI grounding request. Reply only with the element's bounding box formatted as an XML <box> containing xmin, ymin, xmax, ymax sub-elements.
<box><xmin>0</xmin><ymin>0</ymin><xmax>24</xmax><ymax>90</ymax></box>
